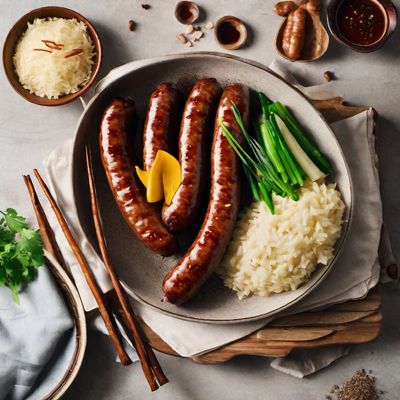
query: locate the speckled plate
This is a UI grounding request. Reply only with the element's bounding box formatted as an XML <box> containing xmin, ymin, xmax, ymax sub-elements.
<box><xmin>72</xmin><ymin>52</ymin><xmax>352</xmax><ymax>324</ymax></box>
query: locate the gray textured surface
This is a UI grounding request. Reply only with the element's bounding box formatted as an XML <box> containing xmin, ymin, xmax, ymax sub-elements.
<box><xmin>1</xmin><ymin>1</ymin><xmax>399</xmax><ymax>398</ymax></box>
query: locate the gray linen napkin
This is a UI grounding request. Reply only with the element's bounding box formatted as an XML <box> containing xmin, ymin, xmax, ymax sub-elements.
<box><xmin>0</xmin><ymin>265</ymin><xmax>74</xmax><ymax>400</ymax></box>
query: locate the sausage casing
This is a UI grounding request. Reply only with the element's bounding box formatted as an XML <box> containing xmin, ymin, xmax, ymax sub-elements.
<box><xmin>282</xmin><ymin>8</ymin><xmax>307</xmax><ymax>60</ymax></box>
<box><xmin>162</xmin><ymin>84</ymin><xmax>249</xmax><ymax>304</ymax></box>
<box><xmin>100</xmin><ymin>98</ymin><xmax>178</xmax><ymax>256</ymax></box>
<box><xmin>143</xmin><ymin>82</ymin><xmax>182</xmax><ymax>170</ymax></box>
<box><xmin>161</xmin><ymin>78</ymin><xmax>222</xmax><ymax>232</ymax></box>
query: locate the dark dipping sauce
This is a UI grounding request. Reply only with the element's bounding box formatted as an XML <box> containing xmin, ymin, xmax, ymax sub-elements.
<box><xmin>178</xmin><ymin>6</ymin><xmax>193</xmax><ymax>22</ymax></box>
<box><xmin>217</xmin><ymin>22</ymin><xmax>241</xmax><ymax>45</ymax></box>
<box><xmin>336</xmin><ymin>0</ymin><xmax>387</xmax><ymax>45</ymax></box>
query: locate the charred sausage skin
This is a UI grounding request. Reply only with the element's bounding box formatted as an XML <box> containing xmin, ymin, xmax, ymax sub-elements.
<box><xmin>162</xmin><ymin>78</ymin><xmax>222</xmax><ymax>232</ymax></box>
<box><xmin>143</xmin><ymin>82</ymin><xmax>182</xmax><ymax>170</ymax></box>
<box><xmin>100</xmin><ymin>98</ymin><xmax>178</xmax><ymax>256</ymax></box>
<box><xmin>162</xmin><ymin>84</ymin><xmax>250</xmax><ymax>304</ymax></box>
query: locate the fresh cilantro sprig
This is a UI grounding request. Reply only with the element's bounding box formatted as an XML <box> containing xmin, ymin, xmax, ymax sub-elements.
<box><xmin>0</xmin><ymin>208</ymin><xmax>44</xmax><ymax>303</ymax></box>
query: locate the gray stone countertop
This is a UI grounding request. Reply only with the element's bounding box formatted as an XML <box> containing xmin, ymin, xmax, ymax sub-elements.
<box><xmin>1</xmin><ymin>1</ymin><xmax>399</xmax><ymax>398</ymax></box>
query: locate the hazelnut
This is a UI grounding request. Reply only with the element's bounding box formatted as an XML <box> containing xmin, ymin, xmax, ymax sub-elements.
<box><xmin>323</xmin><ymin>71</ymin><xmax>334</xmax><ymax>82</ymax></box>
<box><xmin>185</xmin><ymin>25</ymin><xmax>194</xmax><ymax>34</ymax></box>
<box><xmin>177</xmin><ymin>33</ymin><xmax>188</xmax><ymax>44</ymax></box>
<box><xmin>193</xmin><ymin>30</ymin><xmax>204</xmax><ymax>41</ymax></box>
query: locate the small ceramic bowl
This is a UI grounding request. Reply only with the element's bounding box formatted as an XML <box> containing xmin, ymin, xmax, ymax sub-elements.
<box><xmin>175</xmin><ymin>1</ymin><xmax>200</xmax><ymax>25</ymax></box>
<box><xmin>2</xmin><ymin>6</ymin><xmax>102</xmax><ymax>106</ymax></box>
<box><xmin>214</xmin><ymin>16</ymin><xmax>248</xmax><ymax>50</ymax></box>
<box><xmin>326</xmin><ymin>0</ymin><xmax>397</xmax><ymax>52</ymax></box>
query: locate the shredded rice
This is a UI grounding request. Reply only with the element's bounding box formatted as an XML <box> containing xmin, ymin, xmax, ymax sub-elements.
<box><xmin>13</xmin><ymin>17</ymin><xmax>95</xmax><ymax>99</ymax></box>
<box><xmin>218</xmin><ymin>180</ymin><xmax>345</xmax><ymax>299</ymax></box>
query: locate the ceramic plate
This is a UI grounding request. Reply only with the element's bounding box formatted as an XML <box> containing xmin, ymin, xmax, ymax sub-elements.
<box><xmin>72</xmin><ymin>52</ymin><xmax>352</xmax><ymax>323</ymax></box>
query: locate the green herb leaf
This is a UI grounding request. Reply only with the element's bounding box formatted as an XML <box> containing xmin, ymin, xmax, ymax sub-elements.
<box><xmin>2</xmin><ymin>208</ymin><xmax>29</xmax><ymax>233</ymax></box>
<box><xmin>0</xmin><ymin>209</ymin><xmax>43</xmax><ymax>303</ymax></box>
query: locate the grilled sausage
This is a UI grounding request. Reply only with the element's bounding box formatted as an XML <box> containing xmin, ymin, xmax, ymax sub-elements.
<box><xmin>100</xmin><ymin>98</ymin><xmax>178</xmax><ymax>256</ymax></box>
<box><xmin>143</xmin><ymin>82</ymin><xmax>182</xmax><ymax>170</ymax></box>
<box><xmin>162</xmin><ymin>84</ymin><xmax>249</xmax><ymax>304</ymax></box>
<box><xmin>161</xmin><ymin>78</ymin><xmax>222</xmax><ymax>232</ymax></box>
<box><xmin>282</xmin><ymin>8</ymin><xmax>307</xmax><ymax>60</ymax></box>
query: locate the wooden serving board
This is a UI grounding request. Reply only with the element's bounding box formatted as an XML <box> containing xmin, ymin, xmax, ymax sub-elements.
<box><xmin>141</xmin><ymin>98</ymin><xmax>381</xmax><ymax>364</ymax></box>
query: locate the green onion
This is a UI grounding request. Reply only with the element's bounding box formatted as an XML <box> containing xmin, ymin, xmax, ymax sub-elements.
<box><xmin>258</xmin><ymin>92</ymin><xmax>271</xmax><ymax>123</ymax></box>
<box><xmin>270</xmin><ymin>113</ymin><xmax>304</xmax><ymax>186</ymax></box>
<box><xmin>271</xmin><ymin>101</ymin><xmax>332</xmax><ymax>174</ymax></box>
<box><xmin>275</xmin><ymin>114</ymin><xmax>326</xmax><ymax>182</ymax></box>
<box><xmin>258</xmin><ymin>181</ymin><xmax>274</xmax><ymax>214</ymax></box>
<box><xmin>243</xmin><ymin>166</ymin><xmax>261</xmax><ymax>202</ymax></box>
<box><xmin>260</xmin><ymin>122</ymin><xmax>287</xmax><ymax>180</ymax></box>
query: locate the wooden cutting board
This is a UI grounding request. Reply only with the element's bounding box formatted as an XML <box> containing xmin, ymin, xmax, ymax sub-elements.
<box><xmin>141</xmin><ymin>97</ymin><xmax>381</xmax><ymax>364</ymax></box>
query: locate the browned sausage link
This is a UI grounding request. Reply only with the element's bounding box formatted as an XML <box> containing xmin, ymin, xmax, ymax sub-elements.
<box><xmin>143</xmin><ymin>82</ymin><xmax>182</xmax><ymax>170</ymax></box>
<box><xmin>162</xmin><ymin>84</ymin><xmax>249</xmax><ymax>304</ymax></box>
<box><xmin>161</xmin><ymin>78</ymin><xmax>222</xmax><ymax>233</ymax></box>
<box><xmin>282</xmin><ymin>8</ymin><xmax>307</xmax><ymax>60</ymax></box>
<box><xmin>100</xmin><ymin>98</ymin><xmax>178</xmax><ymax>256</ymax></box>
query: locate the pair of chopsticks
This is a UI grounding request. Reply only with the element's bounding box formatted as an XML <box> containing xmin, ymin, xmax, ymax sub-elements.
<box><xmin>23</xmin><ymin>148</ymin><xmax>168</xmax><ymax>391</ymax></box>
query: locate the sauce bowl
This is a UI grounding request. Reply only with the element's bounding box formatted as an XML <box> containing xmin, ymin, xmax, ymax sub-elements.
<box><xmin>326</xmin><ymin>0</ymin><xmax>397</xmax><ymax>52</ymax></box>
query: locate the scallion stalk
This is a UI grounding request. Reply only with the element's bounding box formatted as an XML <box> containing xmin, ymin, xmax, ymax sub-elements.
<box><xmin>275</xmin><ymin>114</ymin><xmax>326</xmax><ymax>182</ymax></box>
<box><xmin>272</xmin><ymin>101</ymin><xmax>332</xmax><ymax>174</ymax></box>
<box><xmin>260</xmin><ymin>122</ymin><xmax>287</xmax><ymax>180</ymax></box>
<box><xmin>270</xmin><ymin>113</ymin><xmax>304</xmax><ymax>186</ymax></box>
<box><xmin>258</xmin><ymin>181</ymin><xmax>274</xmax><ymax>214</ymax></box>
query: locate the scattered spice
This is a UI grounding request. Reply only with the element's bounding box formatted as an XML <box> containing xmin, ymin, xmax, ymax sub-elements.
<box><xmin>323</xmin><ymin>71</ymin><xmax>334</xmax><ymax>82</ymax></box>
<box><xmin>128</xmin><ymin>20</ymin><xmax>136</xmax><ymax>31</ymax></box>
<box><xmin>33</xmin><ymin>48</ymin><xmax>52</xmax><ymax>53</ymax></box>
<box><xmin>177</xmin><ymin>26</ymin><xmax>205</xmax><ymax>47</ymax></box>
<box><xmin>177</xmin><ymin>33</ymin><xmax>188</xmax><ymax>44</ymax></box>
<box><xmin>64</xmin><ymin>48</ymin><xmax>84</xmax><ymax>58</ymax></box>
<box><xmin>206</xmin><ymin>21</ymin><xmax>214</xmax><ymax>29</ymax></box>
<box><xmin>141</xmin><ymin>3</ymin><xmax>151</xmax><ymax>10</ymax></box>
<box><xmin>329</xmin><ymin>369</ymin><xmax>379</xmax><ymax>400</ymax></box>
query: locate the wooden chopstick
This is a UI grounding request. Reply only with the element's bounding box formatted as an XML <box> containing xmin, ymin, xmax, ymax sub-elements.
<box><xmin>33</xmin><ymin>169</ymin><xmax>132</xmax><ymax>367</ymax></box>
<box><xmin>23</xmin><ymin>175</ymin><xmax>66</xmax><ymax>268</ymax></box>
<box><xmin>85</xmin><ymin>147</ymin><xmax>168</xmax><ymax>390</ymax></box>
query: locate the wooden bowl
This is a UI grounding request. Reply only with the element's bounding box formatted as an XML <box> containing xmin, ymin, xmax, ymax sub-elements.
<box><xmin>214</xmin><ymin>16</ymin><xmax>248</xmax><ymax>50</ymax></box>
<box><xmin>274</xmin><ymin>1</ymin><xmax>330</xmax><ymax>62</ymax></box>
<box><xmin>326</xmin><ymin>0</ymin><xmax>398</xmax><ymax>53</ymax></box>
<box><xmin>175</xmin><ymin>1</ymin><xmax>200</xmax><ymax>25</ymax></box>
<box><xmin>2</xmin><ymin>6</ymin><xmax>102</xmax><ymax>106</ymax></box>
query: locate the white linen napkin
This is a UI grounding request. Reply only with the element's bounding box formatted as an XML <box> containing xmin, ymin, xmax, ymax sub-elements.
<box><xmin>41</xmin><ymin>61</ymin><xmax>394</xmax><ymax>376</ymax></box>
<box><xmin>0</xmin><ymin>265</ymin><xmax>74</xmax><ymax>400</ymax></box>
